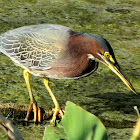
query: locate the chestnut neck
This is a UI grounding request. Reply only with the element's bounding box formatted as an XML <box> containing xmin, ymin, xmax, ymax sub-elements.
<box><xmin>68</xmin><ymin>33</ymin><xmax>104</xmax><ymax>59</ymax></box>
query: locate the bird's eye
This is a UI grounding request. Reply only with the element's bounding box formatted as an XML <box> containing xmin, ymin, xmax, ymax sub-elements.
<box><xmin>104</xmin><ymin>52</ymin><xmax>110</xmax><ymax>59</ymax></box>
<box><xmin>104</xmin><ymin>52</ymin><xmax>115</xmax><ymax>63</ymax></box>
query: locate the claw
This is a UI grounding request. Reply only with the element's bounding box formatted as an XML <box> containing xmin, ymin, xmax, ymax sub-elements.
<box><xmin>25</xmin><ymin>102</ymin><xmax>41</xmax><ymax>122</ymax></box>
<box><xmin>50</xmin><ymin>108</ymin><xmax>64</xmax><ymax>124</ymax></box>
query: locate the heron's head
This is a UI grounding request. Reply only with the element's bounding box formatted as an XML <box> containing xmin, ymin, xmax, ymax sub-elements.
<box><xmin>84</xmin><ymin>33</ymin><xmax>136</xmax><ymax>94</ymax></box>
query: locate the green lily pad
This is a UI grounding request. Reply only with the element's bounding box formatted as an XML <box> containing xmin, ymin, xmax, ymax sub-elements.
<box><xmin>43</xmin><ymin>101</ymin><xmax>107</xmax><ymax>140</ymax></box>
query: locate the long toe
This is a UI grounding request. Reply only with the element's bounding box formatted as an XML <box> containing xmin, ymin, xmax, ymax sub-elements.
<box><xmin>38</xmin><ymin>106</ymin><xmax>41</xmax><ymax>122</ymax></box>
<box><xmin>25</xmin><ymin>102</ymin><xmax>41</xmax><ymax>123</ymax></box>
<box><xmin>50</xmin><ymin>108</ymin><xmax>64</xmax><ymax>124</ymax></box>
<box><xmin>25</xmin><ymin>102</ymin><xmax>33</xmax><ymax>122</ymax></box>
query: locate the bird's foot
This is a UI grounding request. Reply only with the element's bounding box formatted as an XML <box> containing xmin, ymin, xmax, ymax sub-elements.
<box><xmin>25</xmin><ymin>101</ymin><xmax>41</xmax><ymax>123</ymax></box>
<box><xmin>50</xmin><ymin>107</ymin><xmax>64</xmax><ymax>124</ymax></box>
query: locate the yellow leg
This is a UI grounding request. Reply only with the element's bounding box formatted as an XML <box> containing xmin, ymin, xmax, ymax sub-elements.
<box><xmin>23</xmin><ymin>69</ymin><xmax>41</xmax><ymax>122</ymax></box>
<box><xmin>43</xmin><ymin>78</ymin><xmax>64</xmax><ymax>123</ymax></box>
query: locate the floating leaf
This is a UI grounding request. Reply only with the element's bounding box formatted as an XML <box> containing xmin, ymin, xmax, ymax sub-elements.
<box><xmin>43</xmin><ymin>101</ymin><xmax>107</xmax><ymax>140</ymax></box>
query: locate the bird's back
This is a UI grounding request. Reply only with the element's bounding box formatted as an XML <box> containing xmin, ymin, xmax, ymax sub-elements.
<box><xmin>0</xmin><ymin>24</ymin><xmax>71</xmax><ymax>75</ymax></box>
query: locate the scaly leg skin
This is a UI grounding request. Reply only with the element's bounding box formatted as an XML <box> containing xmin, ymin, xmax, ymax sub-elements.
<box><xmin>43</xmin><ymin>78</ymin><xmax>64</xmax><ymax>124</ymax></box>
<box><xmin>23</xmin><ymin>70</ymin><xmax>41</xmax><ymax>122</ymax></box>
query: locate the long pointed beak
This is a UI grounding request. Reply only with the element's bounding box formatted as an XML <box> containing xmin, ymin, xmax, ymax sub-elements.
<box><xmin>100</xmin><ymin>55</ymin><xmax>136</xmax><ymax>94</ymax></box>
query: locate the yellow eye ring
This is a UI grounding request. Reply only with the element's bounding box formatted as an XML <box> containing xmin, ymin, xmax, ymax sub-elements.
<box><xmin>104</xmin><ymin>52</ymin><xmax>115</xmax><ymax>63</ymax></box>
<box><xmin>104</xmin><ymin>52</ymin><xmax>110</xmax><ymax>58</ymax></box>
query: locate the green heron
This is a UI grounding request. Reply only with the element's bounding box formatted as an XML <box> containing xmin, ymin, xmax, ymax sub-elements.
<box><xmin>0</xmin><ymin>24</ymin><xmax>136</xmax><ymax>123</ymax></box>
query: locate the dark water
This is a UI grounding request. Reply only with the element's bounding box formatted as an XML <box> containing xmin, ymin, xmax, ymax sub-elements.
<box><xmin>0</xmin><ymin>0</ymin><xmax>140</xmax><ymax>139</ymax></box>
